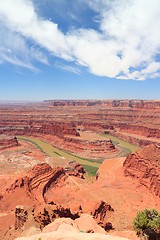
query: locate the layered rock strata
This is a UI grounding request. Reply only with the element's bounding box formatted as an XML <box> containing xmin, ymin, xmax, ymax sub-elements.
<box><xmin>7</xmin><ymin>163</ymin><xmax>67</xmax><ymax>202</ymax></box>
<box><xmin>0</xmin><ymin>122</ymin><xmax>79</xmax><ymax>138</ymax></box>
<box><xmin>0</xmin><ymin>135</ymin><xmax>19</xmax><ymax>150</ymax></box>
<box><xmin>62</xmin><ymin>137</ymin><xmax>117</xmax><ymax>158</ymax></box>
<box><xmin>123</xmin><ymin>144</ymin><xmax>160</xmax><ymax>197</ymax></box>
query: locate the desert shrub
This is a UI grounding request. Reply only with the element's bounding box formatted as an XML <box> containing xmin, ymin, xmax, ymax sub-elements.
<box><xmin>133</xmin><ymin>209</ymin><xmax>160</xmax><ymax>240</ymax></box>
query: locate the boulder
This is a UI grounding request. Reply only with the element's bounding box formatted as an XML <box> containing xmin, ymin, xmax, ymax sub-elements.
<box><xmin>75</xmin><ymin>214</ymin><xmax>106</xmax><ymax>234</ymax></box>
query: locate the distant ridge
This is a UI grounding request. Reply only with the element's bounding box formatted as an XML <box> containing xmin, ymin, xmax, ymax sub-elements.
<box><xmin>44</xmin><ymin>99</ymin><xmax>160</xmax><ymax>109</ymax></box>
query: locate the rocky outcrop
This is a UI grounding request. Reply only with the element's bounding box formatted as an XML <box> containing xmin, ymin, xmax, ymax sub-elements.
<box><xmin>42</xmin><ymin>214</ymin><xmax>106</xmax><ymax>234</ymax></box>
<box><xmin>0</xmin><ymin>135</ymin><xmax>19</xmax><ymax>150</ymax></box>
<box><xmin>15</xmin><ymin>205</ymin><xmax>28</xmax><ymax>230</ymax></box>
<box><xmin>74</xmin><ymin>214</ymin><xmax>106</xmax><ymax>234</ymax></box>
<box><xmin>123</xmin><ymin>144</ymin><xmax>160</xmax><ymax>197</ymax></box>
<box><xmin>33</xmin><ymin>203</ymin><xmax>79</xmax><ymax>229</ymax></box>
<box><xmin>91</xmin><ymin>201</ymin><xmax>114</xmax><ymax>230</ymax></box>
<box><xmin>92</xmin><ymin>201</ymin><xmax>114</xmax><ymax>222</ymax></box>
<box><xmin>7</xmin><ymin>177</ymin><xmax>29</xmax><ymax>193</ymax></box>
<box><xmin>14</xmin><ymin>215</ymin><xmax>131</xmax><ymax>240</ymax></box>
<box><xmin>7</xmin><ymin>163</ymin><xmax>66</xmax><ymax>202</ymax></box>
<box><xmin>7</xmin><ymin>162</ymin><xmax>86</xmax><ymax>202</ymax></box>
<box><xmin>64</xmin><ymin>161</ymin><xmax>86</xmax><ymax>179</ymax></box>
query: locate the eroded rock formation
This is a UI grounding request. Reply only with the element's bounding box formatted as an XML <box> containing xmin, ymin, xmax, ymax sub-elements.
<box><xmin>92</xmin><ymin>201</ymin><xmax>114</xmax><ymax>230</ymax></box>
<box><xmin>0</xmin><ymin>135</ymin><xmax>19</xmax><ymax>150</ymax></box>
<box><xmin>6</xmin><ymin>162</ymin><xmax>87</xmax><ymax>202</ymax></box>
<box><xmin>64</xmin><ymin>161</ymin><xmax>86</xmax><ymax>179</ymax></box>
<box><xmin>15</xmin><ymin>205</ymin><xmax>28</xmax><ymax>230</ymax></box>
<box><xmin>4</xmin><ymin>162</ymin><xmax>114</xmax><ymax>235</ymax></box>
<box><xmin>33</xmin><ymin>203</ymin><xmax>79</xmax><ymax>229</ymax></box>
<box><xmin>123</xmin><ymin>144</ymin><xmax>160</xmax><ymax>197</ymax></box>
<box><xmin>0</xmin><ymin>122</ymin><xmax>79</xmax><ymax>138</ymax></box>
<box><xmin>62</xmin><ymin>137</ymin><xmax>117</xmax><ymax>158</ymax></box>
<box><xmin>7</xmin><ymin>163</ymin><xmax>67</xmax><ymax>202</ymax></box>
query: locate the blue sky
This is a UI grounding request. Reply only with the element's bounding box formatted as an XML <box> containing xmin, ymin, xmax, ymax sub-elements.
<box><xmin>0</xmin><ymin>0</ymin><xmax>160</xmax><ymax>101</ymax></box>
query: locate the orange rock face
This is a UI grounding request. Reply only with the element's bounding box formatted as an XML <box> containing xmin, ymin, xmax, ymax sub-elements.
<box><xmin>64</xmin><ymin>161</ymin><xmax>86</xmax><ymax>179</ymax></box>
<box><xmin>1</xmin><ymin>155</ymin><xmax>160</xmax><ymax>239</ymax></box>
<box><xmin>7</xmin><ymin>163</ymin><xmax>66</xmax><ymax>202</ymax></box>
<box><xmin>1</xmin><ymin>162</ymin><xmax>114</xmax><ymax>238</ymax></box>
<box><xmin>123</xmin><ymin>144</ymin><xmax>160</xmax><ymax>197</ymax></box>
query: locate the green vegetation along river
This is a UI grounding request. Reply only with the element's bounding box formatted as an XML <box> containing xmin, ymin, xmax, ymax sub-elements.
<box><xmin>17</xmin><ymin>136</ymin><xmax>100</xmax><ymax>175</ymax></box>
<box><xmin>17</xmin><ymin>134</ymin><xmax>139</xmax><ymax>175</ymax></box>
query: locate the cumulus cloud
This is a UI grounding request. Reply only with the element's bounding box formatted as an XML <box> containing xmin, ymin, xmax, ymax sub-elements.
<box><xmin>0</xmin><ymin>0</ymin><xmax>72</xmax><ymax>61</ymax></box>
<box><xmin>0</xmin><ymin>0</ymin><xmax>160</xmax><ymax>80</ymax></box>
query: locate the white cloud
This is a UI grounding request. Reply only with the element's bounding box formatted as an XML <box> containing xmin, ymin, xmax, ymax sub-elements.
<box><xmin>0</xmin><ymin>24</ymin><xmax>48</xmax><ymax>70</ymax></box>
<box><xmin>55</xmin><ymin>62</ymin><xmax>81</xmax><ymax>75</ymax></box>
<box><xmin>0</xmin><ymin>0</ymin><xmax>160</xmax><ymax>80</ymax></box>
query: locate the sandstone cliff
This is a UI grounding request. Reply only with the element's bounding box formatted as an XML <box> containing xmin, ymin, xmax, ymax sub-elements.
<box><xmin>0</xmin><ymin>122</ymin><xmax>79</xmax><ymax>138</ymax></box>
<box><xmin>123</xmin><ymin>144</ymin><xmax>160</xmax><ymax>197</ymax></box>
<box><xmin>7</xmin><ymin>162</ymin><xmax>85</xmax><ymax>202</ymax></box>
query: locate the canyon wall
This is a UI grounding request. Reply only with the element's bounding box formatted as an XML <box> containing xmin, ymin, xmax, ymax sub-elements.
<box><xmin>0</xmin><ymin>122</ymin><xmax>79</xmax><ymax>138</ymax></box>
<box><xmin>0</xmin><ymin>135</ymin><xmax>19</xmax><ymax>150</ymax></box>
<box><xmin>0</xmin><ymin>100</ymin><xmax>159</xmax><ymax>149</ymax></box>
<box><xmin>123</xmin><ymin>144</ymin><xmax>160</xmax><ymax>197</ymax></box>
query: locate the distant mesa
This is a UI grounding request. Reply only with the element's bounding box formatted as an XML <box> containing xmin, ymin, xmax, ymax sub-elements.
<box><xmin>46</xmin><ymin>99</ymin><xmax>160</xmax><ymax>109</ymax></box>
